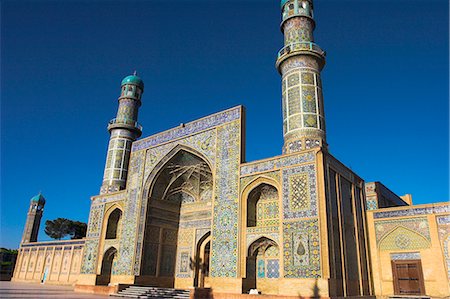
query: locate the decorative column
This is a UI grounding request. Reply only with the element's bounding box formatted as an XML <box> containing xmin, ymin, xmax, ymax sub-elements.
<box><xmin>277</xmin><ymin>0</ymin><xmax>327</xmax><ymax>153</ymax></box>
<box><xmin>100</xmin><ymin>73</ymin><xmax>144</xmax><ymax>194</ymax></box>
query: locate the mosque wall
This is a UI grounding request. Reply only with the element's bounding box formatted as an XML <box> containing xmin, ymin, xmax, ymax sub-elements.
<box><xmin>367</xmin><ymin>204</ymin><xmax>450</xmax><ymax>298</ymax></box>
<box><xmin>12</xmin><ymin>240</ymin><xmax>85</xmax><ymax>285</ymax></box>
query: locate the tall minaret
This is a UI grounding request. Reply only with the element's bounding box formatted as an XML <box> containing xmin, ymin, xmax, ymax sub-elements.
<box><xmin>21</xmin><ymin>193</ymin><xmax>45</xmax><ymax>243</ymax></box>
<box><xmin>276</xmin><ymin>0</ymin><xmax>326</xmax><ymax>153</ymax></box>
<box><xmin>100</xmin><ymin>73</ymin><xmax>144</xmax><ymax>194</ymax></box>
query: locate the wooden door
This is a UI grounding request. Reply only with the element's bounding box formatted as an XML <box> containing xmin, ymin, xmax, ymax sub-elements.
<box><xmin>392</xmin><ymin>260</ymin><xmax>425</xmax><ymax>295</ymax></box>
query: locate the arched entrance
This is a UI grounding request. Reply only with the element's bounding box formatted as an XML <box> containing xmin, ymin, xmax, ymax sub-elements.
<box><xmin>194</xmin><ymin>232</ymin><xmax>211</xmax><ymax>288</ymax></box>
<box><xmin>139</xmin><ymin>148</ymin><xmax>213</xmax><ymax>287</ymax></box>
<box><xmin>244</xmin><ymin>237</ymin><xmax>280</xmax><ymax>294</ymax></box>
<box><xmin>105</xmin><ymin>208</ymin><xmax>122</xmax><ymax>239</ymax></box>
<box><xmin>96</xmin><ymin>247</ymin><xmax>117</xmax><ymax>286</ymax></box>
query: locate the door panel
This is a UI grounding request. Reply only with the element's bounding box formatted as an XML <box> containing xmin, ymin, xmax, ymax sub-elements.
<box><xmin>392</xmin><ymin>260</ymin><xmax>425</xmax><ymax>295</ymax></box>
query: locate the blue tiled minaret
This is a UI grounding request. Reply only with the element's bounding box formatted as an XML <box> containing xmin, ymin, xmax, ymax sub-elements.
<box><xmin>100</xmin><ymin>73</ymin><xmax>144</xmax><ymax>194</ymax></box>
<box><xmin>277</xmin><ymin>0</ymin><xmax>327</xmax><ymax>153</ymax></box>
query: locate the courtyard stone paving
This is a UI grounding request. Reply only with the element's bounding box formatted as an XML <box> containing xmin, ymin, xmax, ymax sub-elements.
<box><xmin>0</xmin><ymin>281</ymin><xmax>108</xmax><ymax>298</ymax></box>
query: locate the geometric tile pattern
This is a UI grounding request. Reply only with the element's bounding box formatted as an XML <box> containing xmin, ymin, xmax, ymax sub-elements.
<box><xmin>283</xmin><ymin>219</ymin><xmax>321</xmax><ymax>278</ymax></box>
<box><xmin>210</xmin><ymin>120</ymin><xmax>241</xmax><ymax>278</ymax></box>
<box><xmin>289</xmin><ymin>173</ymin><xmax>310</xmax><ymax>211</ymax></box>
<box><xmin>282</xmin><ymin>163</ymin><xmax>317</xmax><ymax>219</ymax></box>
<box><xmin>266</xmin><ymin>259</ymin><xmax>280</xmax><ymax>278</ymax></box>
<box><xmin>114</xmin><ymin>150</ymin><xmax>145</xmax><ymax>275</ymax></box>
<box><xmin>240</xmin><ymin>151</ymin><xmax>315</xmax><ymax>176</ymax></box>
<box><xmin>390</xmin><ymin>252</ymin><xmax>421</xmax><ymax>260</ymax></box>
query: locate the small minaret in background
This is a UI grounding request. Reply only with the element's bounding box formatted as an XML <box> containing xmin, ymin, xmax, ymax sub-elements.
<box><xmin>100</xmin><ymin>73</ymin><xmax>144</xmax><ymax>194</ymax></box>
<box><xmin>276</xmin><ymin>0</ymin><xmax>327</xmax><ymax>153</ymax></box>
<box><xmin>21</xmin><ymin>193</ymin><xmax>45</xmax><ymax>243</ymax></box>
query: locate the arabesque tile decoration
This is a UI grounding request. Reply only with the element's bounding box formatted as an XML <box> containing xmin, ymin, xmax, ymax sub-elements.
<box><xmin>132</xmin><ymin>107</ymin><xmax>241</xmax><ymax>152</ymax></box>
<box><xmin>283</xmin><ymin>219</ymin><xmax>321</xmax><ymax>278</ymax></box>
<box><xmin>210</xmin><ymin>120</ymin><xmax>241</xmax><ymax>278</ymax></box>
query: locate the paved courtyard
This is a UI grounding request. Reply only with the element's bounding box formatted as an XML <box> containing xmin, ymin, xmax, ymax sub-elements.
<box><xmin>0</xmin><ymin>281</ymin><xmax>108</xmax><ymax>298</ymax></box>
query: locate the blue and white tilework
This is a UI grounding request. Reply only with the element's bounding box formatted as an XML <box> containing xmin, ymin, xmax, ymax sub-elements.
<box><xmin>132</xmin><ymin>107</ymin><xmax>241</xmax><ymax>152</ymax></box>
<box><xmin>240</xmin><ymin>151</ymin><xmax>315</xmax><ymax>176</ymax></box>
<box><xmin>282</xmin><ymin>163</ymin><xmax>317</xmax><ymax>219</ymax></box>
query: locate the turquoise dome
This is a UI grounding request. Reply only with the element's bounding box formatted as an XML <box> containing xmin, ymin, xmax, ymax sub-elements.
<box><xmin>31</xmin><ymin>193</ymin><xmax>45</xmax><ymax>203</ymax></box>
<box><xmin>281</xmin><ymin>0</ymin><xmax>289</xmax><ymax>8</ymax></box>
<box><xmin>121</xmin><ymin>74</ymin><xmax>144</xmax><ymax>89</ymax></box>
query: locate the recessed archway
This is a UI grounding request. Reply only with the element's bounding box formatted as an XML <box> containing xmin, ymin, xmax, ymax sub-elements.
<box><xmin>243</xmin><ymin>237</ymin><xmax>280</xmax><ymax>294</ymax></box>
<box><xmin>139</xmin><ymin>148</ymin><xmax>213</xmax><ymax>287</ymax></box>
<box><xmin>96</xmin><ymin>247</ymin><xmax>117</xmax><ymax>286</ymax></box>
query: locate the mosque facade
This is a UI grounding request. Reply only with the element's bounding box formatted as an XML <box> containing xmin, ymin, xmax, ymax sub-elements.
<box><xmin>12</xmin><ymin>0</ymin><xmax>450</xmax><ymax>298</ymax></box>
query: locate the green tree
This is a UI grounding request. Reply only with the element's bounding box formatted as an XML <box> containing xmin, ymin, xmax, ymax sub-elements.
<box><xmin>44</xmin><ymin>218</ymin><xmax>87</xmax><ymax>240</ymax></box>
<box><xmin>44</xmin><ymin>218</ymin><xmax>71</xmax><ymax>240</ymax></box>
<box><xmin>68</xmin><ymin>221</ymin><xmax>87</xmax><ymax>239</ymax></box>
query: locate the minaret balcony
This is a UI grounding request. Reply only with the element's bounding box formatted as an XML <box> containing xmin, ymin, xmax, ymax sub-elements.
<box><xmin>277</xmin><ymin>42</ymin><xmax>325</xmax><ymax>59</ymax></box>
<box><xmin>108</xmin><ymin>118</ymin><xmax>143</xmax><ymax>134</ymax></box>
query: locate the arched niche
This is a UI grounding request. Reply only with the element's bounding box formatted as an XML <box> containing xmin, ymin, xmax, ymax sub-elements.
<box><xmin>96</xmin><ymin>247</ymin><xmax>117</xmax><ymax>286</ymax></box>
<box><xmin>243</xmin><ymin>237</ymin><xmax>280</xmax><ymax>294</ymax></box>
<box><xmin>140</xmin><ymin>147</ymin><xmax>213</xmax><ymax>286</ymax></box>
<box><xmin>379</xmin><ymin>226</ymin><xmax>430</xmax><ymax>251</ymax></box>
<box><xmin>105</xmin><ymin>208</ymin><xmax>122</xmax><ymax>240</ymax></box>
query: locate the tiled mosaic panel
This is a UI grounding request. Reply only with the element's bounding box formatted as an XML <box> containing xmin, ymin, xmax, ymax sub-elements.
<box><xmin>257</xmin><ymin>259</ymin><xmax>265</xmax><ymax>278</ymax></box>
<box><xmin>132</xmin><ymin>107</ymin><xmax>241</xmax><ymax>151</ymax></box>
<box><xmin>391</xmin><ymin>252</ymin><xmax>421</xmax><ymax>260</ymax></box>
<box><xmin>114</xmin><ymin>150</ymin><xmax>145</xmax><ymax>275</ymax></box>
<box><xmin>373</xmin><ymin>205</ymin><xmax>450</xmax><ymax>218</ymax></box>
<box><xmin>247</xmin><ymin>231</ymin><xmax>280</xmax><ymax>250</ymax></box>
<box><xmin>80</xmin><ymin>239</ymin><xmax>99</xmax><ymax>274</ymax></box>
<box><xmin>283</xmin><ymin>163</ymin><xmax>317</xmax><ymax>219</ymax></box>
<box><xmin>379</xmin><ymin>226</ymin><xmax>430</xmax><ymax>251</ymax></box>
<box><xmin>255</xmin><ymin>185</ymin><xmax>279</xmax><ymax>227</ymax></box>
<box><xmin>86</xmin><ymin>204</ymin><xmax>105</xmax><ymax>238</ymax></box>
<box><xmin>92</xmin><ymin>190</ymin><xmax>126</xmax><ymax>205</ymax></box>
<box><xmin>210</xmin><ymin>121</ymin><xmax>241</xmax><ymax>278</ymax></box>
<box><xmin>240</xmin><ymin>171</ymin><xmax>280</xmax><ymax>192</ymax></box>
<box><xmin>284</xmin><ymin>18</ymin><xmax>313</xmax><ymax>44</ymax></box>
<box><xmin>177</xmin><ymin>250</ymin><xmax>191</xmax><ymax>278</ymax></box>
<box><xmin>437</xmin><ymin>215</ymin><xmax>450</xmax><ymax>280</ymax></box>
<box><xmin>144</xmin><ymin>129</ymin><xmax>216</xmax><ymax>180</ymax></box>
<box><xmin>132</xmin><ymin>132</ymin><xmax>216</xmax><ymax>274</ymax></box>
<box><xmin>240</xmin><ymin>151</ymin><xmax>315</xmax><ymax>176</ymax></box>
<box><xmin>266</xmin><ymin>259</ymin><xmax>280</xmax><ymax>278</ymax></box>
<box><xmin>283</xmin><ymin>219</ymin><xmax>321</xmax><ymax>278</ymax></box>
<box><xmin>375</xmin><ymin>218</ymin><xmax>430</xmax><ymax>242</ymax></box>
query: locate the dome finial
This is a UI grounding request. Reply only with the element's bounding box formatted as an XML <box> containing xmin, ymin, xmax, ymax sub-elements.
<box><xmin>133</xmin><ymin>70</ymin><xmax>137</xmax><ymax>76</ymax></box>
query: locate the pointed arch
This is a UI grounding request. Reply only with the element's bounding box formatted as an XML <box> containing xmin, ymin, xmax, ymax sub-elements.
<box><xmin>143</xmin><ymin>144</ymin><xmax>213</xmax><ymax>201</ymax></box>
<box><xmin>137</xmin><ymin>145</ymin><xmax>214</xmax><ymax>285</ymax></box>
<box><xmin>379</xmin><ymin>226</ymin><xmax>430</xmax><ymax>251</ymax></box>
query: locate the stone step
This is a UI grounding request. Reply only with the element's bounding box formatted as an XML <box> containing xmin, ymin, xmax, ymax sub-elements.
<box><xmin>112</xmin><ymin>286</ymin><xmax>190</xmax><ymax>298</ymax></box>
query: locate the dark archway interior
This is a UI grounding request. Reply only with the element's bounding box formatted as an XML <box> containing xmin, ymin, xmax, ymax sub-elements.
<box><xmin>96</xmin><ymin>247</ymin><xmax>117</xmax><ymax>286</ymax></box>
<box><xmin>106</xmin><ymin>209</ymin><xmax>122</xmax><ymax>239</ymax></box>
<box><xmin>140</xmin><ymin>149</ymin><xmax>212</xmax><ymax>286</ymax></box>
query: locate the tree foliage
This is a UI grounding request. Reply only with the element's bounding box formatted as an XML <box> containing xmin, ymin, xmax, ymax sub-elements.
<box><xmin>44</xmin><ymin>218</ymin><xmax>87</xmax><ymax>240</ymax></box>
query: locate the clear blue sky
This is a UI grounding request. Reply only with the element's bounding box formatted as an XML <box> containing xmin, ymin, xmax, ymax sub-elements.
<box><xmin>1</xmin><ymin>0</ymin><xmax>448</xmax><ymax>249</ymax></box>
